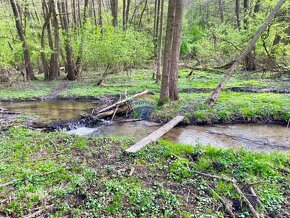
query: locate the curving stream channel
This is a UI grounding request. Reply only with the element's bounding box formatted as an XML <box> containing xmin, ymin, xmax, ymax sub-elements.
<box><xmin>2</xmin><ymin>100</ymin><xmax>289</xmax><ymax>153</ymax></box>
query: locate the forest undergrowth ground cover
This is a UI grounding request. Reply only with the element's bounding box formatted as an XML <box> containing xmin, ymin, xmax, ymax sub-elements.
<box><xmin>0</xmin><ymin>68</ymin><xmax>289</xmax><ymax>125</ymax></box>
<box><xmin>0</xmin><ymin>127</ymin><xmax>289</xmax><ymax>217</ymax></box>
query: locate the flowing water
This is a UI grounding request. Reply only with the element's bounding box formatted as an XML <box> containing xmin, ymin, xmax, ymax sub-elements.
<box><xmin>68</xmin><ymin>121</ymin><xmax>290</xmax><ymax>153</ymax></box>
<box><xmin>1</xmin><ymin>100</ymin><xmax>289</xmax><ymax>153</ymax></box>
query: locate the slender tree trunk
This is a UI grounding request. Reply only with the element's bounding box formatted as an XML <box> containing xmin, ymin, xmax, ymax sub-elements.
<box><xmin>206</xmin><ymin>0</ymin><xmax>286</xmax><ymax>106</ymax></box>
<box><xmin>218</xmin><ymin>0</ymin><xmax>224</xmax><ymax>23</ymax></box>
<box><xmin>41</xmin><ymin>0</ymin><xmax>52</xmax><ymax>80</ymax></box>
<box><xmin>110</xmin><ymin>0</ymin><xmax>118</xmax><ymax>27</ymax></box>
<box><xmin>235</xmin><ymin>0</ymin><xmax>241</xmax><ymax>29</ymax></box>
<box><xmin>49</xmin><ymin>0</ymin><xmax>60</xmax><ymax>80</ymax></box>
<box><xmin>10</xmin><ymin>0</ymin><xmax>36</xmax><ymax>81</ymax></box>
<box><xmin>59</xmin><ymin>1</ymin><xmax>76</xmax><ymax>80</ymax></box>
<box><xmin>156</xmin><ymin>0</ymin><xmax>164</xmax><ymax>82</ymax></box>
<box><xmin>123</xmin><ymin>0</ymin><xmax>126</xmax><ymax>29</ymax></box>
<box><xmin>138</xmin><ymin>0</ymin><xmax>148</xmax><ymax>30</ymax></box>
<box><xmin>169</xmin><ymin>0</ymin><xmax>184</xmax><ymax>100</ymax></box>
<box><xmin>75</xmin><ymin>0</ymin><xmax>89</xmax><ymax>76</ymax></box>
<box><xmin>125</xmin><ymin>0</ymin><xmax>131</xmax><ymax>28</ymax></box>
<box><xmin>159</xmin><ymin>0</ymin><xmax>176</xmax><ymax>104</ymax></box>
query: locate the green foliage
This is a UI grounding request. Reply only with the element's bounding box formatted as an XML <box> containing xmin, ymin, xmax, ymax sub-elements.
<box><xmin>77</xmin><ymin>22</ymin><xmax>154</xmax><ymax>71</ymax></box>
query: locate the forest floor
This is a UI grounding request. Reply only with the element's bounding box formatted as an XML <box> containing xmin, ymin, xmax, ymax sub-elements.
<box><xmin>0</xmin><ymin>68</ymin><xmax>289</xmax><ymax>217</ymax></box>
<box><xmin>0</xmin><ymin>128</ymin><xmax>289</xmax><ymax>217</ymax></box>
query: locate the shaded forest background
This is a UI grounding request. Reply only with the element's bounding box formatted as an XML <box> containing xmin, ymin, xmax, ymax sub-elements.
<box><xmin>0</xmin><ymin>0</ymin><xmax>289</xmax><ymax>82</ymax></box>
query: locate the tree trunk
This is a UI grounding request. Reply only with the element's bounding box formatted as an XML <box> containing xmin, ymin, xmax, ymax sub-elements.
<box><xmin>59</xmin><ymin>1</ymin><xmax>77</xmax><ymax>80</ymax></box>
<box><xmin>75</xmin><ymin>0</ymin><xmax>89</xmax><ymax>76</ymax></box>
<box><xmin>110</xmin><ymin>0</ymin><xmax>118</xmax><ymax>27</ymax></box>
<box><xmin>49</xmin><ymin>0</ymin><xmax>60</xmax><ymax>80</ymax></box>
<box><xmin>169</xmin><ymin>0</ymin><xmax>183</xmax><ymax>100</ymax></box>
<box><xmin>218</xmin><ymin>0</ymin><xmax>224</xmax><ymax>23</ymax></box>
<box><xmin>235</xmin><ymin>0</ymin><xmax>241</xmax><ymax>29</ymax></box>
<box><xmin>41</xmin><ymin>0</ymin><xmax>52</xmax><ymax>80</ymax></box>
<box><xmin>138</xmin><ymin>0</ymin><xmax>148</xmax><ymax>30</ymax></box>
<box><xmin>243</xmin><ymin>0</ymin><xmax>256</xmax><ymax>71</ymax></box>
<box><xmin>206</xmin><ymin>0</ymin><xmax>286</xmax><ymax>106</ymax></box>
<box><xmin>156</xmin><ymin>0</ymin><xmax>164</xmax><ymax>83</ymax></box>
<box><xmin>159</xmin><ymin>0</ymin><xmax>176</xmax><ymax>104</ymax></box>
<box><xmin>10</xmin><ymin>0</ymin><xmax>36</xmax><ymax>81</ymax></box>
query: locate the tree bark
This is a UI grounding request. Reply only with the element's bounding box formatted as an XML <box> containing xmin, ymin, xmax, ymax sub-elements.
<box><xmin>156</xmin><ymin>0</ymin><xmax>164</xmax><ymax>82</ymax></box>
<box><xmin>48</xmin><ymin>0</ymin><xmax>60</xmax><ymax>80</ymax></box>
<box><xmin>235</xmin><ymin>0</ymin><xmax>241</xmax><ymax>29</ymax></box>
<box><xmin>206</xmin><ymin>0</ymin><xmax>286</xmax><ymax>106</ymax></box>
<box><xmin>110</xmin><ymin>0</ymin><xmax>118</xmax><ymax>27</ymax></box>
<box><xmin>218</xmin><ymin>0</ymin><xmax>224</xmax><ymax>23</ymax></box>
<box><xmin>159</xmin><ymin>0</ymin><xmax>176</xmax><ymax>104</ymax></box>
<box><xmin>169</xmin><ymin>0</ymin><xmax>184</xmax><ymax>100</ymax></box>
<box><xmin>59</xmin><ymin>1</ymin><xmax>77</xmax><ymax>80</ymax></box>
<box><xmin>10</xmin><ymin>0</ymin><xmax>36</xmax><ymax>81</ymax></box>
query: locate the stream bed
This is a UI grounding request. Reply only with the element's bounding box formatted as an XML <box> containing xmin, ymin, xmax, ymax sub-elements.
<box><xmin>1</xmin><ymin>100</ymin><xmax>289</xmax><ymax>153</ymax></box>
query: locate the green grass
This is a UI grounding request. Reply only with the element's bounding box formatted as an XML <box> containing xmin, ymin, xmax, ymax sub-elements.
<box><xmin>0</xmin><ymin>128</ymin><xmax>289</xmax><ymax>217</ymax></box>
<box><xmin>0</xmin><ymin>69</ymin><xmax>289</xmax><ymax>124</ymax></box>
<box><xmin>153</xmin><ymin>92</ymin><xmax>290</xmax><ymax>124</ymax></box>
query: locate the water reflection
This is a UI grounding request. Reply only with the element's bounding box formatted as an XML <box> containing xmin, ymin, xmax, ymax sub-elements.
<box><xmin>1</xmin><ymin>100</ymin><xmax>95</xmax><ymax>123</ymax></box>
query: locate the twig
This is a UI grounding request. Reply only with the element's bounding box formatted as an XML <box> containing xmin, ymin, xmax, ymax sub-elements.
<box><xmin>206</xmin><ymin>184</ymin><xmax>236</xmax><ymax>218</ymax></box>
<box><xmin>23</xmin><ymin>204</ymin><xmax>54</xmax><ymax>218</ymax></box>
<box><xmin>129</xmin><ymin>167</ymin><xmax>135</xmax><ymax>176</ymax></box>
<box><xmin>190</xmin><ymin>168</ymin><xmax>262</xmax><ymax>218</ymax></box>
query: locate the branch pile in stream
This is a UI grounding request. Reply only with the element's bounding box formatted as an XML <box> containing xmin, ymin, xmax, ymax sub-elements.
<box><xmin>45</xmin><ymin>90</ymin><xmax>151</xmax><ymax>131</ymax></box>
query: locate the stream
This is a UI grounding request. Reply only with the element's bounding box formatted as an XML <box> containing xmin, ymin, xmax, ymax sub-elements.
<box><xmin>1</xmin><ymin>100</ymin><xmax>289</xmax><ymax>153</ymax></box>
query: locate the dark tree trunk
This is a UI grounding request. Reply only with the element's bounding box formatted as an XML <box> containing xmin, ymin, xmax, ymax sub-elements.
<box><xmin>110</xmin><ymin>0</ymin><xmax>118</xmax><ymax>27</ymax></box>
<box><xmin>206</xmin><ymin>0</ymin><xmax>286</xmax><ymax>106</ymax></box>
<box><xmin>235</xmin><ymin>0</ymin><xmax>241</xmax><ymax>29</ymax></box>
<box><xmin>10</xmin><ymin>0</ymin><xmax>36</xmax><ymax>81</ymax></box>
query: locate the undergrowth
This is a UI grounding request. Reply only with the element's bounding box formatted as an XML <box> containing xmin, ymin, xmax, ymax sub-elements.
<box><xmin>0</xmin><ymin>128</ymin><xmax>289</xmax><ymax>217</ymax></box>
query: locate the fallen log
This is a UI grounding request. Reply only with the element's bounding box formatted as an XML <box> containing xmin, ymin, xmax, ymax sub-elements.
<box><xmin>126</xmin><ymin>116</ymin><xmax>184</xmax><ymax>153</ymax></box>
<box><xmin>96</xmin><ymin>106</ymin><xmax>128</xmax><ymax>119</ymax></box>
<box><xmin>98</xmin><ymin>90</ymin><xmax>150</xmax><ymax>113</ymax></box>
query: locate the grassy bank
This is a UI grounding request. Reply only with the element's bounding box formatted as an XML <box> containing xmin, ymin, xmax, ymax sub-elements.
<box><xmin>0</xmin><ymin>69</ymin><xmax>289</xmax><ymax>124</ymax></box>
<box><xmin>0</xmin><ymin>127</ymin><xmax>289</xmax><ymax>217</ymax></box>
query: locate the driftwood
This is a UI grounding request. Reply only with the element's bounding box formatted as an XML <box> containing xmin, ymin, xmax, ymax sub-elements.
<box><xmin>98</xmin><ymin>90</ymin><xmax>150</xmax><ymax>113</ymax></box>
<box><xmin>96</xmin><ymin>106</ymin><xmax>128</xmax><ymax>119</ymax></box>
<box><xmin>126</xmin><ymin>116</ymin><xmax>184</xmax><ymax>153</ymax></box>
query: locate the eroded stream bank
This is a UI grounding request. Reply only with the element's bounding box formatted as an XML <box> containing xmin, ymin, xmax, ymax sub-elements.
<box><xmin>1</xmin><ymin>100</ymin><xmax>289</xmax><ymax>153</ymax></box>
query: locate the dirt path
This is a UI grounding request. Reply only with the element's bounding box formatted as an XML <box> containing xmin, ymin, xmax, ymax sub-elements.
<box><xmin>40</xmin><ymin>83</ymin><xmax>69</xmax><ymax>101</ymax></box>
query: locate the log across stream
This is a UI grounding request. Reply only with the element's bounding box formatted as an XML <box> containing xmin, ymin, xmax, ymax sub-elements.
<box><xmin>1</xmin><ymin>100</ymin><xmax>289</xmax><ymax>153</ymax></box>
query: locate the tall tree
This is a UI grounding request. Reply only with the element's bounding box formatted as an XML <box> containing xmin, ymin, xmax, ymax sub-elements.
<box><xmin>218</xmin><ymin>0</ymin><xmax>224</xmax><ymax>23</ymax></box>
<box><xmin>110</xmin><ymin>0</ymin><xmax>118</xmax><ymax>27</ymax></box>
<box><xmin>235</xmin><ymin>0</ymin><xmax>241</xmax><ymax>29</ymax></box>
<box><xmin>169</xmin><ymin>0</ymin><xmax>184</xmax><ymax>100</ymax></box>
<box><xmin>206</xmin><ymin>0</ymin><xmax>286</xmax><ymax>106</ymax></box>
<box><xmin>156</xmin><ymin>0</ymin><xmax>164</xmax><ymax>82</ymax></box>
<box><xmin>159</xmin><ymin>0</ymin><xmax>184</xmax><ymax>104</ymax></box>
<box><xmin>48</xmin><ymin>0</ymin><xmax>60</xmax><ymax>80</ymax></box>
<box><xmin>10</xmin><ymin>0</ymin><xmax>36</xmax><ymax>81</ymax></box>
